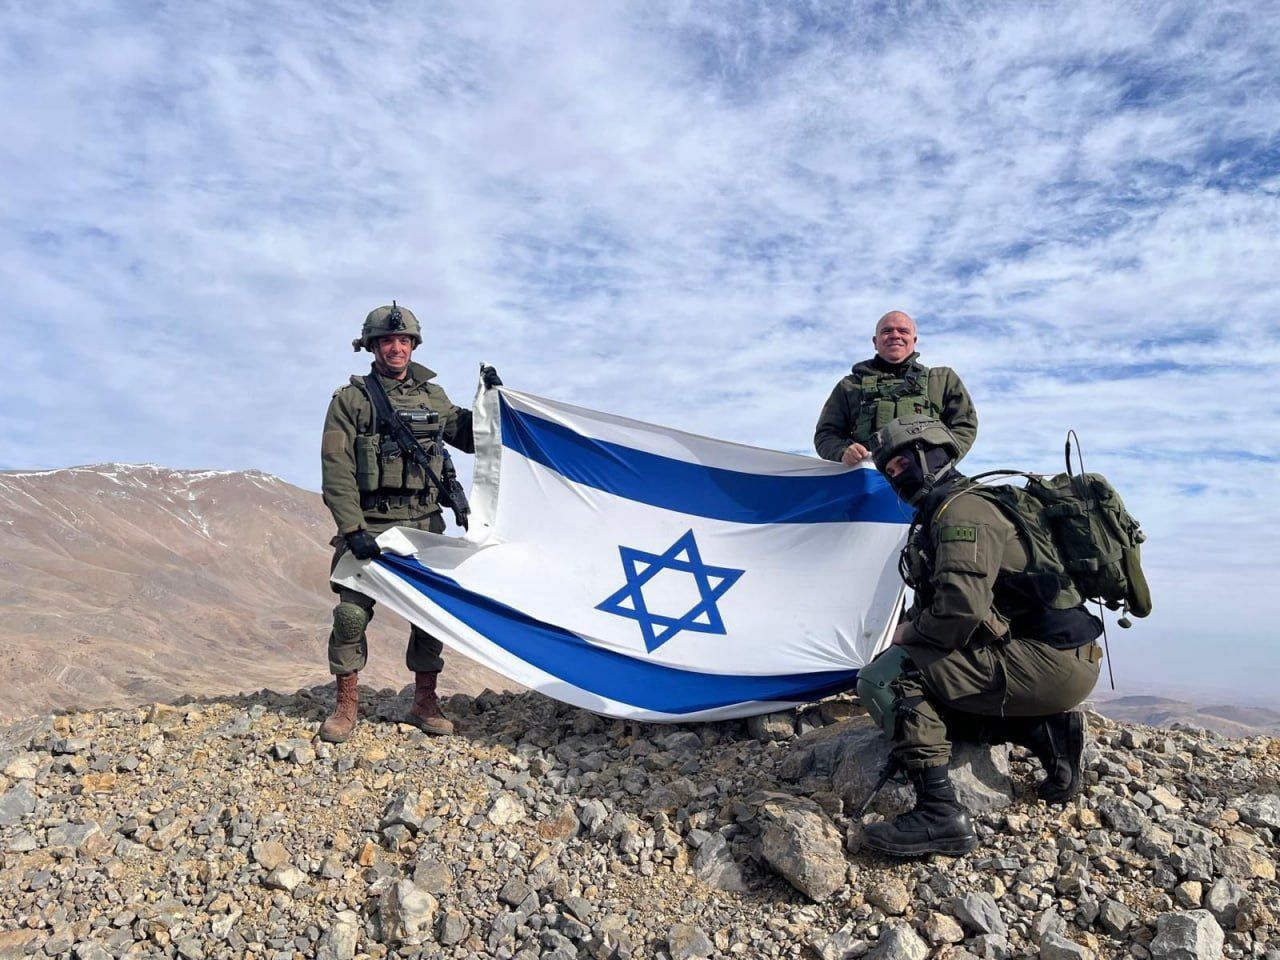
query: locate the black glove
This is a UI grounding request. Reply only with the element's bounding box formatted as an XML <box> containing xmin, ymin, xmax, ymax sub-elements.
<box><xmin>345</xmin><ymin>529</ymin><xmax>382</xmax><ymax>560</ymax></box>
<box><xmin>480</xmin><ymin>364</ymin><xmax>503</xmax><ymax>389</ymax></box>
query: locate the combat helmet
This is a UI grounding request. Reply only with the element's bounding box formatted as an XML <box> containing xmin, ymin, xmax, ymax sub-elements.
<box><xmin>871</xmin><ymin>415</ymin><xmax>961</xmax><ymax>505</ymax></box>
<box><xmin>352</xmin><ymin>301</ymin><xmax>422</xmax><ymax>352</ymax></box>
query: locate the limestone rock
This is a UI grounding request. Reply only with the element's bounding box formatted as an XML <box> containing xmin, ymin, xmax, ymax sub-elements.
<box><xmin>379</xmin><ymin>879</ymin><xmax>438</xmax><ymax>945</ymax></box>
<box><xmin>760</xmin><ymin>799</ymin><xmax>848</xmax><ymax>901</ymax></box>
<box><xmin>867</xmin><ymin>924</ymin><xmax>928</xmax><ymax>960</ymax></box>
<box><xmin>667</xmin><ymin>923</ymin><xmax>713</xmax><ymax>959</ymax></box>
<box><xmin>1150</xmin><ymin>910</ymin><xmax>1225</xmax><ymax>960</ymax></box>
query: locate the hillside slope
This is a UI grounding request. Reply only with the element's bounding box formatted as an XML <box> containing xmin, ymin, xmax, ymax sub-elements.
<box><xmin>0</xmin><ymin>464</ymin><xmax>513</xmax><ymax>719</ymax></box>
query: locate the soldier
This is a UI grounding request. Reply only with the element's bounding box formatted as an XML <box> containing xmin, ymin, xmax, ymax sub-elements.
<box><xmin>318</xmin><ymin>302</ymin><xmax>500</xmax><ymax>743</ymax></box>
<box><xmin>856</xmin><ymin>416</ymin><xmax>1103</xmax><ymax>857</ymax></box>
<box><xmin>814</xmin><ymin>311</ymin><xmax>978</xmax><ymax>467</ymax></box>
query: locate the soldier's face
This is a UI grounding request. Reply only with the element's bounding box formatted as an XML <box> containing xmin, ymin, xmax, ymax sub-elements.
<box><xmin>883</xmin><ymin>455</ymin><xmax>911</xmax><ymax>478</ymax></box>
<box><xmin>873</xmin><ymin>316</ymin><xmax>917</xmax><ymax>363</ymax></box>
<box><xmin>372</xmin><ymin>334</ymin><xmax>415</xmax><ymax>378</ymax></box>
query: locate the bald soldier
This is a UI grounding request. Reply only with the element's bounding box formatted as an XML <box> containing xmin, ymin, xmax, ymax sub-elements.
<box><xmin>814</xmin><ymin>311</ymin><xmax>978</xmax><ymax>467</ymax></box>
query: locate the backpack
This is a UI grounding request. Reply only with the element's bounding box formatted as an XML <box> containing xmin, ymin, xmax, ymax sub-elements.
<box><xmin>967</xmin><ymin>469</ymin><xmax>1152</xmax><ymax>626</ymax></box>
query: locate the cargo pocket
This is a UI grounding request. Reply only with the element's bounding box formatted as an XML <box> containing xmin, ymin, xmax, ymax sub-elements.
<box><xmin>354</xmin><ymin>435</ymin><xmax>381</xmax><ymax>492</ymax></box>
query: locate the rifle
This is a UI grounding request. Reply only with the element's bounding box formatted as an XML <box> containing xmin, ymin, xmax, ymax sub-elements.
<box><xmin>363</xmin><ymin>375</ymin><xmax>471</xmax><ymax>530</ymax></box>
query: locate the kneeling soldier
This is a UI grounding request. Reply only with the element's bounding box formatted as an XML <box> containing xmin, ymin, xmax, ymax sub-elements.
<box><xmin>857</xmin><ymin>416</ymin><xmax>1103</xmax><ymax>857</ymax></box>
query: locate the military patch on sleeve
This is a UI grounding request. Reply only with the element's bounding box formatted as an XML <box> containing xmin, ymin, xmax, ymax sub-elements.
<box><xmin>940</xmin><ymin>525</ymin><xmax>977</xmax><ymax>544</ymax></box>
<box><xmin>321</xmin><ymin>430</ymin><xmax>347</xmax><ymax>455</ymax></box>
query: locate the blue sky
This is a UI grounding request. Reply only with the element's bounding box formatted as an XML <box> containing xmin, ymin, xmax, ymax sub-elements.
<box><xmin>2</xmin><ymin>1</ymin><xmax>1278</xmax><ymax>704</ymax></box>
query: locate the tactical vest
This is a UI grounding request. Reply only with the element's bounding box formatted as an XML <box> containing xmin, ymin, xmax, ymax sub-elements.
<box><xmin>350</xmin><ymin>378</ymin><xmax>446</xmax><ymax>509</ymax></box>
<box><xmin>851</xmin><ymin>362</ymin><xmax>941</xmax><ymax>444</ymax></box>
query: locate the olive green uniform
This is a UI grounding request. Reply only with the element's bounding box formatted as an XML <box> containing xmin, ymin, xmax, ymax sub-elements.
<box><xmin>813</xmin><ymin>353</ymin><xmax>978</xmax><ymax>462</ymax></box>
<box><xmin>321</xmin><ymin>361</ymin><xmax>474</xmax><ymax>675</ymax></box>
<box><xmin>863</xmin><ymin>482</ymin><xmax>1101</xmax><ymax>770</ymax></box>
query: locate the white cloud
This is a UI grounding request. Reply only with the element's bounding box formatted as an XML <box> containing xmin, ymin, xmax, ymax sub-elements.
<box><xmin>1</xmin><ymin>0</ymin><xmax>1278</xmax><ymax>699</ymax></box>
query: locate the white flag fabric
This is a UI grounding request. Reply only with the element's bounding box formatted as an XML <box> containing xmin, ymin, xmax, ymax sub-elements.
<box><xmin>332</xmin><ymin>381</ymin><xmax>911</xmax><ymax>721</ymax></box>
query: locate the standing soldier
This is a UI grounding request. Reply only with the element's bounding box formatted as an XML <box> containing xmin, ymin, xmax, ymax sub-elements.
<box><xmin>814</xmin><ymin>311</ymin><xmax>978</xmax><ymax>467</ymax></box>
<box><xmin>856</xmin><ymin>416</ymin><xmax>1103</xmax><ymax>857</ymax></box>
<box><xmin>318</xmin><ymin>301</ymin><xmax>500</xmax><ymax>742</ymax></box>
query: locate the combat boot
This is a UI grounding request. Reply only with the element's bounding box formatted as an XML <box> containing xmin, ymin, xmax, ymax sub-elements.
<box><xmin>319</xmin><ymin>672</ymin><xmax>359</xmax><ymax>743</ymax></box>
<box><xmin>1018</xmin><ymin>711</ymin><xmax>1086</xmax><ymax>803</ymax></box>
<box><xmin>404</xmin><ymin>671</ymin><xmax>455</xmax><ymax>735</ymax></box>
<box><xmin>862</xmin><ymin>765</ymin><xmax>978</xmax><ymax>857</ymax></box>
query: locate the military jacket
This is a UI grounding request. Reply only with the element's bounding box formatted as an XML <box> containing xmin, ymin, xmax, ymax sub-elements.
<box><xmin>900</xmin><ymin>484</ymin><xmax>1030</xmax><ymax>653</ymax></box>
<box><xmin>321</xmin><ymin>361</ymin><xmax>474</xmax><ymax>534</ymax></box>
<box><xmin>813</xmin><ymin>352</ymin><xmax>978</xmax><ymax>461</ymax></box>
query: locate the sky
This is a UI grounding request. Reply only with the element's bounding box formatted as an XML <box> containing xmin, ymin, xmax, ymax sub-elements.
<box><xmin>1</xmin><ymin>0</ymin><xmax>1278</xmax><ymax>705</ymax></box>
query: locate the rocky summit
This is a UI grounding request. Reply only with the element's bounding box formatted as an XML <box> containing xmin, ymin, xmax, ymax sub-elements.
<box><xmin>1</xmin><ymin>687</ymin><xmax>1278</xmax><ymax>960</ymax></box>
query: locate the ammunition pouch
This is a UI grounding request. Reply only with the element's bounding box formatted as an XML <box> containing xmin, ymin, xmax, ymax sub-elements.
<box><xmin>355</xmin><ymin>435</ymin><xmax>381</xmax><ymax>493</ymax></box>
<box><xmin>852</xmin><ymin>363</ymin><xmax>941</xmax><ymax>443</ymax></box>
<box><xmin>360</xmin><ymin>491</ymin><xmax>437</xmax><ymax>513</ymax></box>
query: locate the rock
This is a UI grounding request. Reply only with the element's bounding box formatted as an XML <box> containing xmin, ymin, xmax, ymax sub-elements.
<box><xmin>1032</xmin><ymin>908</ymin><xmax>1068</xmax><ymax>942</ymax></box>
<box><xmin>1213</xmin><ymin>844</ymin><xmax>1275</xmax><ymax>880</ymax></box>
<box><xmin>1041</xmin><ymin>933</ymin><xmax>1095</xmax><ymax>959</ymax></box>
<box><xmin>1096</xmin><ymin>795</ymin><xmax>1149</xmax><ymax>836</ymax></box>
<box><xmin>439</xmin><ymin>909</ymin><xmax>469</xmax><ymax>946</ymax></box>
<box><xmin>71</xmin><ymin>943</ymin><xmax>112</xmax><ymax>960</ymax></box>
<box><xmin>814</xmin><ymin>922</ymin><xmax>871</xmax><ymax>960</ymax></box>
<box><xmin>379</xmin><ymin>879</ymin><xmax>438</xmax><ymax>945</ymax></box>
<box><xmin>760</xmin><ymin>798</ymin><xmax>847</xmax><ymax>901</ymax></box>
<box><xmin>1235</xmin><ymin>793</ymin><xmax>1280</xmax><ymax>829</ymax></box>
<box><xmin>578</xmin><ymin>797</ymin><xmax>610</xmax><ymax>835</ymax></box>
<box><xmin>252</xmin><ymin>839</ymin><xmax>291</xmax><ymax>871</ymax></box>
<box><xmin>316</xmin><ymin>910</ymin><xmax>359</xmax><ymax>960</ymax></box>
<box><xmin>47</xmin><ymin>821</ymin><xmax>103</xmax><ymax>856</ymax></box>
<box><xmin>667</xmin><ymin>923</ymin><xmax>713</xmax><ymax>959</ymax></box>
<box><xmin>1233</xmin><ymin>896</ymin><xmax>1275</xmax><ymax>933</ymax></box>
<box><xmin>3</xmin><ymin>754</ymin><xmax>38</xmax><ymax>780</ymax></box>
<box><xmin>747</xmin><ymin>712</ymin><xmax>796</xmax><ymax>741</ymax></box>
<box><xmin>264</xmin><ymin>865</ymin><xmax>305</xmax><ymax>892</ymax></box>
<box><xmin>692</xmin><ymin>832</ymin><xmax>747</xmax><ymax>892</ymax></box>
<box><xmin>1100</xmin><ymin>899</ymin><xmax>1136</xmax><ymax>935</ymax></box>
<box><xmin>830</xmin><ymin>720</ymin><xmax>1011</xmax><ymax>813</ymax></box>
<box><xmin>0</xmin><ymin>930</ymin><xmax>41</xmax><ymax>958</ymax></box>
<box><xmin>868</xmin><ymin>878</ymin><xmax>910</xmax><ymax>916</ymax></box>
<box><xmin>381</xmin><ymin>791</ymin><xmax>428</xmax><ymax>834</ymax></box>
<box><xmin>923</xmin><ymin>913</ymin><xmax>965</xmax><ymax>944</ymax></box>
<box><xmin>412</xmin><ymin>856</ymin><xmax>452</xmax><ymax>895</ymax></box>
<box><xmin>1149</xmin><ymin>910</ymin><xmax>1224</xmax><ymax>960</ymax></box>
<box><xmin>487</xmin><ymin>792</ymin><xmax>526</xmax><ymax>826</ymax></box>
<box><xmin>537</xmin><ymin>800</ymin><xmax>580</xmax><ymax>841</ymax></box>
<box><xmin>0</xmin><ymin>782</ymin><xmax>37</xmax><ymax>826</ymax></box>
<box><xmin>1174</xmin><ymin>881</ymin><xmax>1203</xmax><ymax>908</ymax></box>
<box><xmin>210</xmin><ymin>908</ymin><xmax>242</xmax><ymax>940</ymax></box>
<box><xmin>953</xmin><ymin>892</ymin><xmax>1008</xmax><ymax>936</ymax></box>
<box><xmin>867</xmin><ymin>924</ymin><xmax>928</xmax><ymax>960</ymax></box>
<box><xmin>1204</xmin><ymin>879</ymin><xmax>1248</xmax><ymax>927</ymax></box>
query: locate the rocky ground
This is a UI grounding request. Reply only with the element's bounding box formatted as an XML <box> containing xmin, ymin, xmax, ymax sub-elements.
<box><xmin>1</xmin><ymin>686</ymin><xmax>1277</xmax><ymax>960</ymax></box>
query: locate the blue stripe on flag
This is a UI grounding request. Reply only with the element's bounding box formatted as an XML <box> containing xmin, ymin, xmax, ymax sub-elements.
<box><xmin>500</xmin><ymin>399</ymin><xmax>907</xmax><ymax>525</ymax></box>
<box><xmin>379</xmin><ymin>554</ymin><xmax>861</xmax><ymax>714</ymax></box>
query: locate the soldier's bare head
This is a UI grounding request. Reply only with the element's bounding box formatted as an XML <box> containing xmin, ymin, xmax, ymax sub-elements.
<box><xmin>873</xmin><ymin>311</ymin><xmax>918</xmax><ymax>364</ymax></box>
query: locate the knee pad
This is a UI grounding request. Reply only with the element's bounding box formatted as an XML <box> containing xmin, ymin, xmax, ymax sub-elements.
<box><xmin>332</xmin><ymin>602</ymin><xmax>370</xmax><ymax>643</ymax></box>
<box><xmin>857</xmin><ymin>647</ymin><xmax>911</xmax><ymax>738</ymax></box>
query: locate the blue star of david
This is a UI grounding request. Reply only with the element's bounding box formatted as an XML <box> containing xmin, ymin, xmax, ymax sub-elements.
<box><xmin>596</xmin><ymin>530</ymin><xmax>745</xmax><ymax>653</ymax></box>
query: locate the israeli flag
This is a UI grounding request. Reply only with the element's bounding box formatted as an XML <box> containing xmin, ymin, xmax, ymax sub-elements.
<box><xmin>331</xmin><ymin>381</ymin><xmax>910</xmax><ymax>721</ymax></box>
